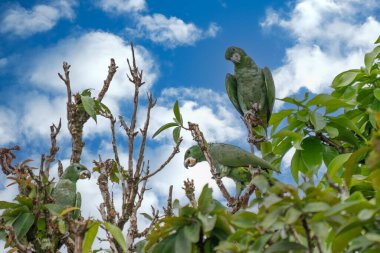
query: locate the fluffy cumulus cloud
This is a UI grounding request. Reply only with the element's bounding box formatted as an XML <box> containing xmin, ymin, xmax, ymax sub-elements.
<box><xmin>261</xmin><ymin>0</ymin><xmax>380</xmax><ymax>100</ymax></box>
<box><xmin>96</xmin><ymin>0</ymin><xmax>146</xmax><ymax>13</ymax></box>
<box><xmin>0</xmin><ymin>58</ymin><xmax>7</xmax><ymax>69</ymax></box>
<box><xmin>129</xmin><ymin>14</ymin><xmax>220</xmax><ymax>48</ymax></box>
<box><xmin>0</xmin><ymin>0</ymin><xmax>77</xmax><ymax>37</ymax></box>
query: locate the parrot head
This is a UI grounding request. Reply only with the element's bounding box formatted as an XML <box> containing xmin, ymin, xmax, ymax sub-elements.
<box><xmin>61</xmin><ymin>163</ymin><xmax>91</xmax><ymax>182</ymax></box>
<box><xmin>184</xmin><ymin>145</ymin><xmax>206</xmax><ymax>169</ymax></box>
<box><xmin>225</xmin><ymin>46</ymin><xmax>247</xmax><ymax>64</ymax></box>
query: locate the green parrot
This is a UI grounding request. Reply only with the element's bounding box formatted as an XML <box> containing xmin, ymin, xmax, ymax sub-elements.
<box><xmin>225</xmin><ymin>46</ymin><xmax>275</xmax><ymax>134</ymax></box>
<box><xmin>50</xmin><ymin>163</ymin><xmax>91</xmax><ymax>218</ymax></box>
<box><xmin>184</xmin><ymin>143</ymin><xmax>279</xmax><ymax>197</ymax></box>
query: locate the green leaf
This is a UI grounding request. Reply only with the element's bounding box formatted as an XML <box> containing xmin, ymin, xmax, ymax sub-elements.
<box><xmin>0</xmin><ymin>201</ymin><xmax>20</xmax><ymax>209</ymax></box>
<box><xmin>310</xmin><ymin>111</ymin><xmax>326</xmax><ymax>131</ymax></box>
<box><xmin>13</xmin><ymin>212</ymin><xmax>34</xmax><ymax>239</ymax></box>
<box><xmin>303</xmin><ymin>202</ymin><xmax>330</xmax><ymax>212</ymax></box>
<box><xmin>197</xmin><ymin>213</ymin><xmax>216</xmax><ymax>233</ymax></box>
<box><xmin>306</xmin><ymin>94</ymin><xmax>352</xmax><ymax>114</ymax></box>
<box><xmin>300</xmin><ymin>137</ymin><xmax>323</xmax><ymax>172</ymax></box>
<box><xmin>231</xmin><ymin>212</ymin><xmax>257</xmax><ymax>228</ymax></box>
<box><xmin>364</xmin><ymin>45</ymin><xmax>380</xmax><ymax>74</ymax></box>
<box><xmin>366</xmin><ymin>233</ymin><xmax>380</xmax><ymax>243</ymax></box>
<box><xmin>269</xmin><ymin>109</ymin><xmax>294</xmax><ymax>133</ymax></box>
<box><xmin>198</xmin><ymin>185</ymin><xmax>214</xmax><ymax>214</ymax></box>
<box><xmin>375</xmin><ymin>36</ymin><xmax>380</xmax><ymax>44</ymax></box>
<box><xmin>80</xmin><ymin>95</ymin><xmax>97</xmax><ymax>122</ymax></box>
<box><xmin>264</xmin><ymin>240</ymin><xmax>307</xmax><ymax>253</ymax></box>
<box><xmin>374</xmin><ymin>88</ymin><xmax>380</xmax><ymax>101</ymax></box>
<box><xmin>358</xmin><ymin>209</ymin><xmax>376</xmax><ymax>221</ymax></box>
<box><xmin>183</xmin><ymin>222</ymin><xmax>200</xmax><ymax>243</ymax></box>
<box><xmin>103</xmin><ymin>222</ymin><xmax>127</xmax><ymax>252</ymax></box>
<box><xmin>331</xmin><ymin>69</ymin><xmax>360</xmax><ymax>88</ymax></box>
<box><xmin>344</xmin><ymin>146</ymin><xmax>371</xmax><ymax>187</ymax></box>
<box><xmin>284</xmin><ymin>207</ymin><xmax>301</xmax><ymax>224</ymax></box>
<box><xmin>332</xmin><ymin>227</ymin><xmax>361</xmax><ymax>253</ymax></box>
<box><xmin>172</xmin><ymin>126</ymin><xmax>181</xmax><ymax>143</ymax></box>
<box><xmin>175</xmin><ymin>229</ymin><xmax>191</xmax><ymax>253</ymax></box>
<box><xmin>58</xmin><ymin>219</ymin><xmax>66</xmax><ymax>234</ymax></box>
<box><xmin>152</xmin><ymin>122</ymin><xmax>178</xmax><ymax>138</ymax></box>
<box><xmin>272</xmin><ymin>130</ymin><xmax>303</xmax><ymax>150</ymax></box>
<box><xmin>322</xmin><ymin>145</ymin><xmax>339</xmax><ymax>167</ymax></box>
<box><xmin>81</xmin><ymin>88</ymin><xmax>92</xmax><ymax>97</ymax></box>
<box><xmin>82</xmin><ymin>222</ymin><xmax>100</xmax><ymax>253</ymax></box>
<box><xmin>173</xmin><ymin>100</ymin><xmax>183</xmax><ymax>126</ymax></box>
<box><xmin>140</xmin><ymin>213</ymin><xmax>153</xmax><ymax>221</ymax></box>
<box><xmin>327</xmin><ymin>153</ymin><xmax>352</xmax><ymax>183</ymax></box>
<box><xmin>60</xmin><ymin>207</ymin><xmax>80</xmax><ymax>217</ymax></box>
<box><xmin>290</xmin><ymin>150</ymin><xmax>305</xmax><ymax>183</ymax></box>
<box><xmin>253</xmin><ymin>175</ymin><xmax>269</xmax><ymax>192</ymax></box>
<box><xmin>324</xmin><ymin>126</ymin><xmax>339</xmax><ymax>138</ymax></box>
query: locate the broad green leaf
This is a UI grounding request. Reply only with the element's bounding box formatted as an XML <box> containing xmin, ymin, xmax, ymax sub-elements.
<box><xmin>252</xmin><ymin>234</ymin><xmax>272</xmax><ymax>252</ymax></box>
<box><xmin>366</xmin><ymin>233</ymin><xmax>380</xmax><ymax>243</ymax></box>
<box><xmin>358</xmin><ymin>209</ymin><xmax>376</xmax><ymax>221</ymax></box>
<box><xmin>264</xmin><ymin>240</ymin><xmax>307</xmax><ymax>253</ymax></box>
<box><xmin>327</xmin><ymin>153</ymin><xmax>352</xmax><ymax>182</ymax></box>
<box><xmin>172</xmin><ymin>126</ymin><xmax>181</xmax><ymax>143</ymax></box>
<box><xmin>151</xmin><ymin>234</ymin><xmax>176</xmax><ymax>253</ymax></box>
<box><xmin>331</xmin><ymin>69</ymin><xmax>360</xmax><ymax>88</ymax></box>
<box><xmin>272</xmin><ymin>130</ymin><xmax>303</xmax><ymax>150</ymax></box>
<box><xmin>81</xmin><ymin>88</ymin><xmax>92</xmax><ymax>97</ymax></box>
<box><xmin>332</xmin><ymin>227</ymin><xmax>362</xmax><ymax>253</ymax></box>
<box><xmin>103</xmin><ymin>222</ymin><xmax>127</xmax><ymax>252</ymax></box>
<box><xmin>13</xmin><ymin>212</ymin><xmax>34</xmax><ymax>239</ymax></box>
<box><xmin>291</xmin><ymin>150</ymin><xmax>304</xmax><ymax>183</ymax></box>
<box><xmin>303</xmin><ymin>202</ymin><xmax>330</xmax><ymax>212</ymax></box>
<box><xmin>284</xmin><ymin>207</ymin><xmax>301</xmax><ymax>224</ymax></box>
<box><xmin>300</xmin><ymin>137</ymin><xmax>323</xmax><ymax>172</ymax></box>
<box><xmin>0</xmin><ymin>201</ymin><xmax>20</xmax><ymax>209</ymax></box>
<box><xmin>269</xmin><ymin>109</ymin><xmax>294</xmax><ymax>133</ymax></box>
<box><xmin>197</xmin><ymin>213</ymin><xmax>216</xmax><ymax>233</ymax></box>
<box><xmin>253</xmin><ymin>174</ymin><xmax>269</xmax><ymax>192</ymax></box>
<box><xmin>376</xmin><ymin>36</ymin><xmax>380</xmax><ymax>44</ymax></box>
<box><xmin>322</xmin><ymin>145</ymin><xmax>339</xmax><ymax>167</ymax></box>
<box><xmin>344</xmin><ymin>146</ymin><xmax>371</xmax><ymax>187</ymax></box>
<box><xmin>184</xmin><ymin>222</ymin><xmax>200</xmax><ymax>243</ymax></box>
<box><xmin>364</xmin><ymin>45</ymin><xmax>380</xmax><ymax>74</ymax></box>
<box><xmin>58</xmin><ymin>219</ymin><xmax>66</xmax><ymax>234</ymax></box>
<box><xmin>198</xmin><ymin>185</ymin><xmax>214</xmax><ymax>214</ymax></box>
<box><xmin>82</xmin><ymin>222</ymin><xmax>100</xmax><ymax>253</ymax></box>
<box><xmin>175</xmin><ymin>229</ymin><xmax>191</xmax><ymax>253</ymax></box>
<box><xmin>324</xmin><ymin>126</ymin><xmax>339</xmax><ymax>138</ymax></box>
<box><xmin>329</xmin><ymin>116</ymin><xmax>366</xmax><ymax>141</ymax></box>
<box><xmin>173</xmin><ymin>100</ymin><xmax>183</xmax><ymax>126</ymax></box>
<box><xmin>80</xmin><ymin>95</ymin><xmax>97</xmax><ymax>122</ymax></box>
<box><xmin>307</xmin><ymin>94</ymin><xmax>352</xmax><ymax>114</ymax></box>
<box><xmin>232</xmin><ymin>211</ymin><xmax>257</xmax><ymax>228</ymax></box>
<box><xmin>152</xmin><ymin>122</ymin><xmax>178</xmax><ymax>138</ymax></box>
<box><xmin>310</xmin><ymin>111</ymin><xmax>326</xmax><ymax>131</ymax></box>
<box><xmin>374</xmin><ymin>88</ymin><xmax>380</xmax><ymax>101</ymax></box>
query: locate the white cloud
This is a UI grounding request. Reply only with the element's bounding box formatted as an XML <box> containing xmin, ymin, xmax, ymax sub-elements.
<box><xmin>96</xmin><ymin>0</ymin><xmax>146</xmax><ymax>13</ymax></box>
<box><xmin>129</xmin><ymin>14</ymin><xmax>220</xmax><ymax>48</ymax></box>
<box><xmin>261</xmin><ymin>0</ymin><xmax>380</xmax><ymax>100</ymax></box>
<box><xmin>0</xmin><ymin>1</ymin><xmax>77</xmax><ymax>37</ymax></box>
<box><xmin>0</xmin><ymin>107</ymin><xmax>17</xmax><ymax>145</ymax></box>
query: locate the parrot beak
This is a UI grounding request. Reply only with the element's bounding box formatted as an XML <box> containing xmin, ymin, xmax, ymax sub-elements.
<box><xmin>184</xmin><ymin>157</ymin><xmax>197</xmax><ymax>169</ymax></box>
<box><xmin>80</xmin><ymin>170</ymin><xmax>91</xmax><ymax>179</ymax></box>
<box><xmin>231</xmin><ymin>53</ymin><xmax>241</xmax><ymax>63</ymax></box>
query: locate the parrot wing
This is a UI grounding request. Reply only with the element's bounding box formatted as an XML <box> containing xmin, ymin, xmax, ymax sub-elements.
<box><xmin>225</xmin><ymin>73</ymin><xmax>243</xmax><ymax>116</ymax></box>
<box><xmin>72</xmin><ymin>192</ymin><xmax>81</xmax><ymax>219</ymax></box>
<box><xmin>210</xmin><ymin>143</ymin><xmax>279</xmax><ymax>172</ymax></box>
<box><xmin>262</xmin><ymin>67</ymin><xmax>276</xmax><ymax>123</ymax></box>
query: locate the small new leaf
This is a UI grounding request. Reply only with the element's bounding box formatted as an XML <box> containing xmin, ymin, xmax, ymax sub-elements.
<box><xmin>172</xmin><ymin>126</ymin><xmax>181</xmax><ymax>143</ymax></box>
<box><xmin>152</xmin><ymin>122</ymin><xmax>179</xmax><ymax>139</ymax></box>
<box><xmin>80</xmin><ymin>95</ymin><xmax>97</xmax><ymax>122</ymax></box>
<box><xmin>173</xmin><ymin>100</ymin><xmax>183</xmax><ymax>126</ymax></box>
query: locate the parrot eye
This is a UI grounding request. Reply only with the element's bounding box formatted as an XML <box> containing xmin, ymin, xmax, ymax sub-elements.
<box><xmin>76</xmin><ymin>166</ymin><xmax>81</xmax><ymax>170</ymax></box>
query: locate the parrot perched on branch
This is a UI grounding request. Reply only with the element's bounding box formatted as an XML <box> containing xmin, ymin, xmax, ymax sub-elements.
<box><xmin>184</xmin><ymin>143</ymin><xmax>278</xmax><ymax>197</ymax></box>
<box><xmin>225</xmin><ymin>46</ymin><xmax>275</xmax><ymax>140</ymax></box>
<box><xmin>50</xmin><ymin>163</ymin><xmax>91</xmax><ymax>218</ymax></box>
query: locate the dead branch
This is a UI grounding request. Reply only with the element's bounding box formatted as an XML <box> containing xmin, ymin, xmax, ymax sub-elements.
<box><xmin>163</xmin><ymin>185</ymin><xmax>174</xmax><ymax>216</ymax></box>
<box><xmin>44</xmin><ymin>119</ymin><xmax>62</xmax><ymax>176</ymax></box>
<box><xmin>140</xmin><ymin>138</ymin><xmax>182</xmax><ymax>181</ymax></box>
<box><xmin>187</xmin><ymin>122</ymin><xmax>235</xmax><ymax>206</ymax></box>
<box><xmin>0</xmin><ymin>145</ymin><xmax>20</xmax><ymax>175</ymax></box>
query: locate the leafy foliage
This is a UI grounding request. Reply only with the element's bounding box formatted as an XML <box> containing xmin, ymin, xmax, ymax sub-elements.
<box><xmin>147</xmin><ymin>36</ymin><xmax>380</xmax><ymax>252</ymax></box>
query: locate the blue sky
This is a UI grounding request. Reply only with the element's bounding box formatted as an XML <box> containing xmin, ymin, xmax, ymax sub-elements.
<box><xmin>0</xmin><ymin>0</ymin><xmax>380</xmax><ymax>248</ymax></box>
